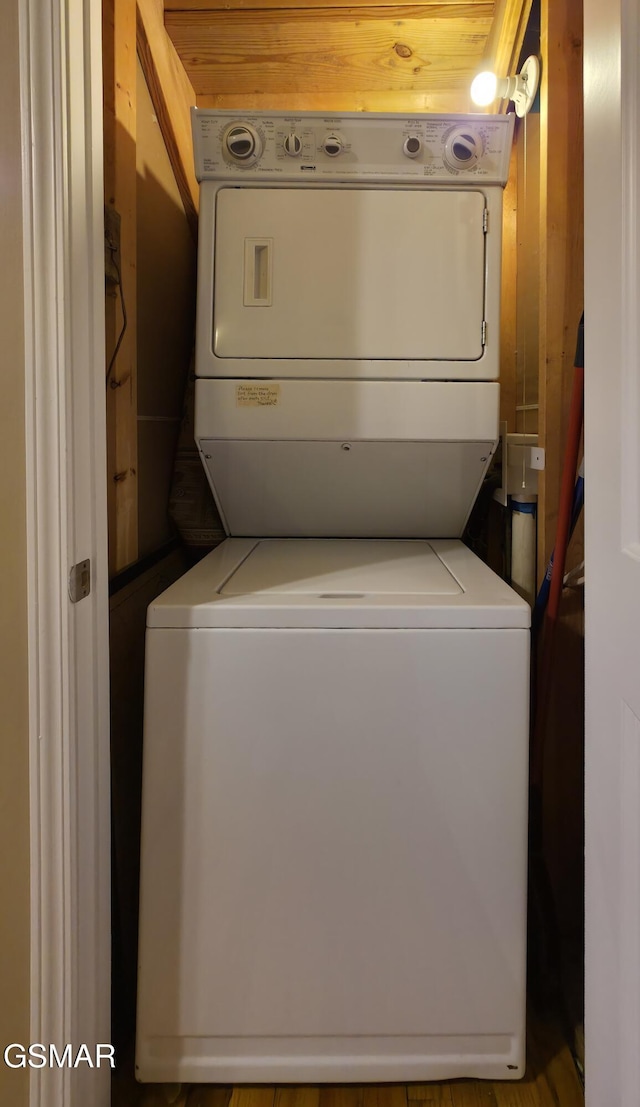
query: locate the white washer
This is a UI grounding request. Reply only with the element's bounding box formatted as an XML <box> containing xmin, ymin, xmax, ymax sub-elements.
<box><xmin>136</xmin><ymin>112</ymin><xmax>530</xmax><ymax>1085</ymax></box>
<box><xmin>137</xmin><ymin>539</ymin><xmax>530</xmax><ymax>1084</ymax></box>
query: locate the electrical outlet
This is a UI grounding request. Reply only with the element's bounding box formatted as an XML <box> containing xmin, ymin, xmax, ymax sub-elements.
<box><xmin>104</xmin><ymin>205</ymin><xmax>121</xmax><ymax>286</ymax></box>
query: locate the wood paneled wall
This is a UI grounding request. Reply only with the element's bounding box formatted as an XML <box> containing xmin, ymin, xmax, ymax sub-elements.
<box><xmin>104</xmin><ymin>0</ymin><xmax>198</xmax><ymax>575</ymax></box>
<box><xmin>538</xmin><ymin>0</ymin><xmax>584</xmax><ymax>950</ymax></box>
<box><xmin>104</xmin><ymin>0</ymin><xmax>139</xmax><ymax>574</ymax></box>
<box><xmin>136</xmin><ymin>60</ymin><xmax>197</xmax><ymax>559</ymax></box>
<box><xmin>537</xmin><ymin>0</ymin><xmax>584</xmax><ymax>580</ymax></box>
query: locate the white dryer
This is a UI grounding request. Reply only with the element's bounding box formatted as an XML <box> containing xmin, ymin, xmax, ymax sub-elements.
<box><xmin>136</xmin><ymin>112</ymin><xmax>530</xmax><ymax>1085</ymax></box>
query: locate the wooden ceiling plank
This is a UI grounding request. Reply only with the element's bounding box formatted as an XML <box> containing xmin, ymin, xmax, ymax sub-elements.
<box><xmin>137</xmin><ymin>0</ymin><xmax>199</xmax><ymax>236</ymax></box>
<box><xmin>166</xmin><ymin>0</ymin><xmax>488</xmax><ymax>9</ymax></box>
<box><xmin>196</xmin><ymin>89</ymin><xmax>471</xmax><ymax>111</ymax></box>
<box><xmin>166</xmin><ymin>9</ymin><xmax>492</xmax><ymax>97</ymax></box>
<box><xmin>165</xmin><ymin>3</ymin><xmax>493</xmax><ymax>25</ymax></box>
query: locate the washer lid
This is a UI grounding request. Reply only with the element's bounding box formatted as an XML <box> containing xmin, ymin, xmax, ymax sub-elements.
<box><xmin>147</xmin><ymin>539</ymin><xmax>531</xmax><ymax>630</ymax></box>
<box><xmin>221</xmin><ymin>540</ymin><xmax>462</xmax><ymax>596</ymax></box>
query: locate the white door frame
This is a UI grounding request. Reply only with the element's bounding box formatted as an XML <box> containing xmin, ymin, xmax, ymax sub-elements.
<box><xmin>20</xmin><ymin>0</ymin><xmax>111</xmax><ymax>1103</ymax></box>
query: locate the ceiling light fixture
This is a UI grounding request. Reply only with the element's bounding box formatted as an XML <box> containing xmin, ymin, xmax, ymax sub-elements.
<box><xmin>470</xmin><ymin>55</ymin><xmax>540</xmax><ymax>117</ymax></box>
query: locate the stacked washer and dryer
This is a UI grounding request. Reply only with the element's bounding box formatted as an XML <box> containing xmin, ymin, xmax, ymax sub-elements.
<box><xmin>136</xmin><ymin>111</ymin><xmax>530</xmax><ymax>1085</ymax></box>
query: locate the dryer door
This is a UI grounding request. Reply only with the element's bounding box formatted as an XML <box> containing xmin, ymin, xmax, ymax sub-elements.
<box><xmin>212</xmin><ymin>187</ymin><xmax>486</xmax><ymax>365</ymax></box>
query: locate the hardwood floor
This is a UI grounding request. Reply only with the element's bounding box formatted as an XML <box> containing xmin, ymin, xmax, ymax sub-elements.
<box><xmin>116</xmin><ymin>1014</ymin><xmax>583</xmax><ymax>1107</ymax></box>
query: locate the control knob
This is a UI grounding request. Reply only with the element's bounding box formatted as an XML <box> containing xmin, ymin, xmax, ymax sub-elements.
<box><xmin>223</xmin><ymin>122</ymin><xmax>263</xmax><ymax>165</ymax></box>
<box><xmin>403</xmin><ymin>135</ymin><xmax>422</xmax><ymax>159</ymax></box>
<box><xmin>323</xmin><ymin>134</ymin><xmax>343</xmax><ymax>157</ymax></box>
<box><xmin>283</xmin><ymin>133</ymin><xmax>303</xmax><ymax>157</ymax></box>
<box><xmin>443</xmin><ymin>128</ymin><xmax>483</xmax><ymax>171</ymax></box>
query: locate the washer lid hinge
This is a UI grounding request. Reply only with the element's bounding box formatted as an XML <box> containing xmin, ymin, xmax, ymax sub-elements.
<box><xmin>483</xmin><ymin>208</ymin><xmax>489</xmax><ymax>233</ymax></box>
<box><xmin>481</xmin><ymin>320</ymin><xmax>487</xmax><ymax>346</ymax></box>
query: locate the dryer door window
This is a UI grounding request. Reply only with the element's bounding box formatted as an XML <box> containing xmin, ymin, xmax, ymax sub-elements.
<box><xmin>213</xmin><ymin>188</ymin><xmax>486</xmax><ymax>363</ymax></box>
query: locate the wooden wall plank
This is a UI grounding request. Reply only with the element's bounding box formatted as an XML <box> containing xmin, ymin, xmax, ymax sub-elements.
<box><xmin>137</xmin><ymin>0</ymin><xmax>199</xmax><ymax>237</ymax></box>
<box><xmin>103</xmin><ymin>0</ymin><xmax>138</xmax><ymax>574</ymax></box>
<box><xmin>165</xmin><ymin>7</ymin><xmax>492</xmax><ymax>97</ymax></box>
<box><xmin>500</xmin><ymin>132</ymin><xmax>518</xmax><ymax>430</ymax></box>
<box><xmin>166</xmin><ymin>4</ymin><xmax>494</xmax><ymax>30</ymax></box>
<box><xmin>537</xmin><ymin>0</ymin><xmax>583</xmax><ymax>580</ymax></box>
<box><xmin>536</xmin><ymin>0</ymin><xmax>584</xmax><ymax>1019</ymax></box>
<box><xmin>516</xmin><ymin>110</ymin><xmax>540</xmax><ymax>436</ymax></box>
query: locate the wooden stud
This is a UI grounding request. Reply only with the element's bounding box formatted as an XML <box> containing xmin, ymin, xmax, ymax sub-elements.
<box><xmin>537</xmin><ymin>0</ymin><xmax>584</xmax><ymax>581</ymax></box>
<box><xmin>137</xmin><ymin>0</ymin><xmax>199</xmax><ymax>238</ymax></box>
<box><xmin>500</xmin><ymin>130</ymin><xmax>518</xmax><ymax>430</ymax></box>
<box><xmin>483</xmin><ymin>0</ymin><xmax>533</xmax><ymax>77</ymax></box>
<box><xmin>515</xmin><ymin>111</ymin><xmax>540</xmax><ymax>437</ymax></box>
<box><xmin>103</xmin><ymin>0</ymin><xmax>138</xmax><ymax>575</ymax></box>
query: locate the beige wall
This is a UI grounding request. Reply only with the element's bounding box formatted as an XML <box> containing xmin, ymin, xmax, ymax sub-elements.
<box><xmin>0</xmin><ymin>2</ymin><xmax>31</xmax><ymax>1105</ymax></box>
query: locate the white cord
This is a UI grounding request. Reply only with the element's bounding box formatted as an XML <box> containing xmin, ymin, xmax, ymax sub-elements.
<box><xmin>564</xmin><ymin>561</ymin><xmax>585</xmax><ymax>588</ymax></box>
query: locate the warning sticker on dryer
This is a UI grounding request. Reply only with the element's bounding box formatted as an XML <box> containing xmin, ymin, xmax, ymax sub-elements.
<box><xmin>236</xmin><ymin>383</ymin><xmax>281</xmax><ymax>407</ymax></box>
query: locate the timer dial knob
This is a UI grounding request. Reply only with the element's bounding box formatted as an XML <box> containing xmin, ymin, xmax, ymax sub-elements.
<box><xmin>223</xmin><ymin>122</ymin><xmax>263</xmax><ymax>165</ymax></box>
<box><xmin>403</xmin><ymin>135</ymin><xmax>422</xmax><ymax>159</ymax></box>
<box><xmin>323</xmin><ymin>134</ymin><xmax>343</xmax><ymax>157</ymax></box>
<box><xmin>283</xmin><ymin>133</ymin><xmax>303</xmax><ymax>157</ymax></box>
<box><xmin>443</xmin><ymin>128</ymin><xmax>483</xmax><ymax>171</ymax></box>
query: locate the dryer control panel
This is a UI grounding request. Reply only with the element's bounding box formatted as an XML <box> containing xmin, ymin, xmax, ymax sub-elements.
<box><xmin>192</xmin><ymin>110</ymin><xmax>515</xmax><ymax>185</ymax></box>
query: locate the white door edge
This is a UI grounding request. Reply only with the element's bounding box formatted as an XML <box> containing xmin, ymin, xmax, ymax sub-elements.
<box><xmin>584</xmin><ymin>0</ymin><xmax>640</xmax><ymax>1103</ymax></box>
<box><xmin>20</xmin><ymin>0</ymin><xmax>111</xmax><ymax>1104</ymax></box>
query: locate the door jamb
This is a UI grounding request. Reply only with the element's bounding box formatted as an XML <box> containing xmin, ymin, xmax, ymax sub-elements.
<box><xmin>20</xmin><ymin>0</ymin><xmax>111</xmax><ymax>1103</ymax></box>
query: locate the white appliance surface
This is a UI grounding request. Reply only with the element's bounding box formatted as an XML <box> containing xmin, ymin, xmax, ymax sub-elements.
<box><xmin>136</xmin><ymin>542</ymin><xmax>530</xmax><ymax>1084</ymax></box>
<box><xmin>193</xmin><ymin>111</ymin><xmax>513</xmax><ymax>383</ymax></box>
<box><xmin>213</xmin><ymin>188</ymin><xmax>485</xmax><ymax>361</ymax></box>
<box><xmin>146</xmin><ymin>538</ymin><xmax>531</xmax><ymax>629</ymax></box>
<box><xmin>220</xmin><ymin>538</ymin><xmax>462</xmax><ymax>595</ymax></box>
<box><xmin>195</xmin><ymin>379</ymin><xmax>499</xmax><ymax>540</ymax></box>
<box><xmin>136</xmin><ymin>113</ymin><xmax>529</xmax><ymax>1087</ymax></box>
<box><xmin>192</xmin><ymin>110</ymin><xmax>515</xmax><ymax>185</ymax></box>
<box><xmin>203</xmin><ymin>441</ymin><xmax>496</xmax><ymax>539</ymax></box>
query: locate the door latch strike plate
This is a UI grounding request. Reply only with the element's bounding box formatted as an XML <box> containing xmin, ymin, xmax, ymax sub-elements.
<box><xmin>69</xmin><ymin>559</ymin><xmax>91</xmax><ymax>603</ymax></box>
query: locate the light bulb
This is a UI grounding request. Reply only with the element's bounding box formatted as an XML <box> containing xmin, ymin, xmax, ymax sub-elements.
<box><xmin>469</xmin><ymin>57</ymin><xmax>540</xmax><ymax>116</ymax></box>
<box><xmin>470</xmin><ymin>71</ymin><xmax>498</xmax><ymax>107</ymax></box>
